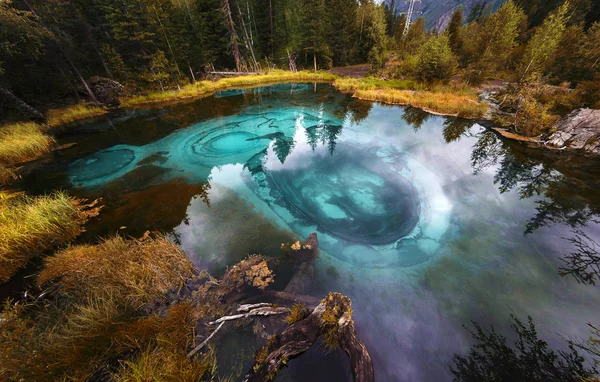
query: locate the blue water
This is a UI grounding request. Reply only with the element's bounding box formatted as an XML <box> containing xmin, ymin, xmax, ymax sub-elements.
<box><xmin>24</xmin><ymin>83</ymin><xmax>600</xmax><ymax>380</ymax></box>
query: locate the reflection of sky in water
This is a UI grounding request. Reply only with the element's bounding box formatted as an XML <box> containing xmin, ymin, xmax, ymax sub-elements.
<box><xmin>67</xmin><ymin>84</ymin><xmax>600</xmax><ymax>381</ymax></box>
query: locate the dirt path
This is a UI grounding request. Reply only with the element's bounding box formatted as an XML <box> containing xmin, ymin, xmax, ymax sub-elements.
<box><xmin>329</xmin><ymin>64</ymin><xmax>370</xmax><ymax>78</ymax></box>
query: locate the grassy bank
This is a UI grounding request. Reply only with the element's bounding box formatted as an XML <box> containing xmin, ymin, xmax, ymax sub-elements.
<box><xmin>1</xmin><ymin>234</ymin><xmax>213</xmax><ymax>381</ymax></box>
<box><xmin>122</xmin><ymin>70</ymin><xmax>337</xmax><ymax>107</ymax></box>
<box><xmin>0</xmin><ymin>104</ymin><xmax>107</xmax><ymax>186</ymax></box>
<box><xmin>0</xmin><ymin>191</ymin><xmax>96</xmax><ymax>281</ymax></box>
<box><xmin>47</xmin><ymin>104</ymin><xmax>108</xmax><ymax>128</ymax></box>
<box><xmin>0</xmin><ymin>122</ymin><xmax>54</xmax><ymax>166</ymax></box>
<box><xmin>0</xmin><ymin>122</ymin><xmax>54</xmax><ymax>185</ymax></box>
<box><xmin>334</xmin><ymin>77</ymin><xmax>488</xmax><ymax>118</ymax></box>
<box><xmin>354</xmin><ymin>88</ymin><xmax>489</xmax><ymax>118</ymax></box>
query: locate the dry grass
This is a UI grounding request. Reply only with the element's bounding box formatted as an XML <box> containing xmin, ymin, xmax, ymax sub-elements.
<box><xmin>47</xmin><ymin>103</ymin><xmax>108</xmax><ymax>128</ymax></box>
<box><xmin>0</xmin><ymin>122</ymin><xmax>54</xmax><ymax>166</ymax></box>
<box><xmin>333</xmin><ymin>77</ymin><xmax>488</xmax><ymax>118</ymax></box>
<box><xmin>0</xmin><ymin>293</ymin><xmax>214</xmax><ymax>381</ymax></box>
<box><xmin>122</xmin><ymin>70</ymin><xmax>337</xmax><ymax>107</ymax></box>
<box><xmin>38</xmin><ymin>234</ymin><xmax>195</xmax><ymax>307</ymax></box>
<box><xmin>333</xmin><ymin>77</ymin><xmax>425</xmax><ymax>92</ymax></box>
<box><xmin>115</xmin><ymin>347</ymin><xmax>216</xmax><ymax>382</ymax></box>
<box><xmin>285</xmin><ymin>303</ymin><xmax>309</xmax><ymax>325</ymax></box>
<box><xmin>354</xmin><ymin>88</ymin><xmax>488</xmax><ymax>118</ymax></box>
<box><xmin>0</xmin><ymin>166</ymin><xmax>18</xmax><ymax>186</ymax></box>
<box><xmin>0</xmin><ymin>191</ymin><xmax>94</xmax><ymax>282</ymax></box>
<box><xmin>1</xmin><ymin>233</ymin><xmax>211</xmax><ymax>381</ymax></box>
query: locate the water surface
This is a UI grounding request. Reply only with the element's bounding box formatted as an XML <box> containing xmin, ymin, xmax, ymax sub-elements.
<box><xmin>17</xmin><ymin>83</ymin><xmax>600</xmax><ymax>381</ymax></box>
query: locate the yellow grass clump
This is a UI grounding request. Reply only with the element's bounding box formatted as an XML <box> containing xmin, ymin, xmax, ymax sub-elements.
<box><xmin>285</xmin><ymin>303</ymin><xmax>310</xmax><ymax>325</ymax></box>
<box><xmin>38</xmin><ymin>234</ymin><xmax>195</xmax><ymax>306</ymax></box>
<box><xmin>354</xmin><ymin>88</ymin><xmax>489</xmax><ymax>118</ymax></box>
<box><xmin>0</xmin><ymin>191</ymin><xmax>95</xmax><ymax>282</ymax></box>
<box><xmin>114</xmin><ymin>347</ymin><xmax>216</xmax><ymax>382</ymax></box>
<box><xmin>0</xmin><ymin>122</ymin><xmax>54</xmax><ymax>166</ymax></box>
<box><xmin>47</xmin><ymin>103</ymin><xmax>108</xmax><ymax>128</ymax></box>
<box><xmin>122</xmin><ymin>70</ymin><xmax>337</xmax><ymax>107</ymax></box>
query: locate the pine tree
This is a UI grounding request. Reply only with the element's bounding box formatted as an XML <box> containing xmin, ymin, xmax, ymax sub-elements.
<box><xmin>145</xmin><ymin>50</ymin><xmax>172</xmax><ymax>90</ymax></box>
<box><xmin>299</xmin><ymin>0</ymin><xmax>329</xmax><ymax>71</ymax></box>
<box><xmin>446</xmin><ymin>6</ymin><xmax>463</xmax><ymax>54</ymax></box>
<box><xmin>326</xmin><ymin>0</ymin><xmax>359</xmax><ymax>66</ymax></box>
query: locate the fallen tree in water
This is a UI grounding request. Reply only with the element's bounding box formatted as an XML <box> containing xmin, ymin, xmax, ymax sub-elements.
<box><xmin>0</xmin><ymin>232</ymin><xmax>374</xmax><ymax>381</ymax></box>
<box><xmin>243</xmin><ymin>292</ymin><xmax>373</xmax><ymax>382</ymax></box>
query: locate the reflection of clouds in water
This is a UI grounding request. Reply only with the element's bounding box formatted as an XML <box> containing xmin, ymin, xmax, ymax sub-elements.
<box><xmin>64</xmin><ymin>85</ymin><xmax>600</xmax><ymax>380</ymax></box>
<box><xmin>254</xmin><ymin>122</ymin><xmax>452</xmax><ymax>269</ymax></box>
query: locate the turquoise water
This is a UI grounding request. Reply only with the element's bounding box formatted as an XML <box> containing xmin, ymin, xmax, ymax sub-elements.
<box><xmin>20</xmin><ymin>84</ymin><xmax>600</xmax><ymax>380</ymax></box>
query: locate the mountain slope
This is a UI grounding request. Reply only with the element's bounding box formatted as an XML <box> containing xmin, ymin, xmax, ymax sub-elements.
<box><xmin>389</xmin><ymin>0</ymin><xmax>506</xmax><ymax>30</ymax></box>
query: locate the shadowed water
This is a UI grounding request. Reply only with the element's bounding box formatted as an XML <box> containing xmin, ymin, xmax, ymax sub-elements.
<box><xmin>16</xmin><ymin>83</ymin><xmax>600</xmax><ymax>381</ymax></box>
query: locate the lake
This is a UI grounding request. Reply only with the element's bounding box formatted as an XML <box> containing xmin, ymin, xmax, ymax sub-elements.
<box><xmin>15</xmin><ymin>83</ymin><xmax>600</xmax><ymax>381</ymax></box>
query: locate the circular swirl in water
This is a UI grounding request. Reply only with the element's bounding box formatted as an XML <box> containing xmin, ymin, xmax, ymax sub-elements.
<box><xmin>193</xmin><ymin>131</ymin><xmax>260</xmax><ymax>157</ymax></box>
<box><xmin>69</xmin><ymin>148</ymin><xmax>136</xmax><ymax>183</ymax></box>
<box><xmin>177</xmin><ymin>120</ymin><xmax>268</xmax><ymax>168</ymax></box>
<box><xmin>268</xmin><ymin>147</ymin><xmax>420</xmax><ymax>245</ymax></box>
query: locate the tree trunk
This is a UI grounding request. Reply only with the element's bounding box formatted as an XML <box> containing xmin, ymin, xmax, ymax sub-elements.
<box><xmin>188</xmin><ymin>63</ymin><xmax>197</xmax><ymax>83</ymax></box>
<box><xmin>0</xmin><ymin>87</ymin><xmax>46</xmax><ymax>122</ymax></box>
<box><xmin>269</xmin><ymin>0</ymin><xmax>274</xmax><ymax>58</ymax></box>
<box><xmin>237</xmin><ymin>2</ymin><xmax>258</xmax><ymax>71</ymax></box>
<box><xmin>314</xmin><ymin>51</ymin><xmax>317</xmax><ymax>72</ymax></box>
<box><xmin>153</xmin><ymin>6</ymin><xmax>182</xmax><ymax>79</ymax></box>
<box><xmin>223</xmin><ymin>0</ymin><xmax>241</xmax><ymax>72</ymax></box>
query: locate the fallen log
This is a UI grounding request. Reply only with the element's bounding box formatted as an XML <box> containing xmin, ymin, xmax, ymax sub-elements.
<box><xmin>207</xmin><ymin>71</ymin><xmax>259</xmax><ymax>75</ymax></box>
<box><xmin>243</xmin><ymin>293</ymin><xmax>374</xmax><ymax>382</ymax></box>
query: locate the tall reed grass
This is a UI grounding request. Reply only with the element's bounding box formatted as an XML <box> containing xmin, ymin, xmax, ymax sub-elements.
<box><xmin>0</xmin><ymin>191</ymin><xmax>93</xmax><ymax>281</ymax></box>
<box><xmin>0</xmin><ymin>122</ymin><xmax>54</xmax><ymax>166</ymax></box>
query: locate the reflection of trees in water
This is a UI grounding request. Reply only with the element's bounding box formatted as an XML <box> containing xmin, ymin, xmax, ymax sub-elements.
<box><xmin>470</xmin><ymin>129</ymin><xmax>600</xmax><ymax>285</ymax></box>
<box><xmin>304</xmin><ymin>124</ymin><xmax>343</xmax><ymax>156</ymax></box>
<box><xmin>343</xmin><ymin>99</ymin><xmax>372</xmax><ymax>124</ymax></box>
<box><xmin>559</xmin><ymin>230</ymin><xmax>600</xmax><ymax>285</ymax></box>
<box><xmin>471</xmin><ymin>129</ymin><xmax>600</xmax><ymax>233</ymax></box>
<box><xmin>273</xmin><ymin>135</ymin><xmax>295</xmax><ymax>163</ymax></box>
<box><xmin>451</xmin><ymin>314</ymin><xmax>598</xmax><ymax>381</ymax></box>
<box><xmin>402</xmin><ymin>107</ymin><xmax>430</xmax><ymax>130</ymax></box>
<box><xmin>443</xmin><ymin>118</ymin><xmax>475</xmax><ymax>143</ymax></box>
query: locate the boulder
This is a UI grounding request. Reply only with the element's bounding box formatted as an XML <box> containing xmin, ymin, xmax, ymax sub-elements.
<box><xmin>83</xmin><ymin>76</ymin><xmax>124</xmax><ymax>106</ymax></box>
<box><xmin>546</xmin><ymin>108</ymin><xmax>600</xmax><ymax>155</ymax></box>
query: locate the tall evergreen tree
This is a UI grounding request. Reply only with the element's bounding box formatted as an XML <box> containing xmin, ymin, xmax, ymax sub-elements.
<box><xmin>326</xmin><ymin>0</ymin><xmax>359</xmax><ymax>66</ymax></box>
<box><xmin>299</xmin><ymin>0</ymin><xmax>330</xmax><ymax>70</ymax></box>
<box><xmin>446</xmin><ymin>6</ymin><xmax>464</xmax><ymax>54</ymax></box>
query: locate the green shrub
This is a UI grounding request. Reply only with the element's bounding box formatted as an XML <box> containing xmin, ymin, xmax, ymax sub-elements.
<box><xmin>416</xmin><ymin>35</ymin><xmax>457</xmax><ymax>83</ymax></box>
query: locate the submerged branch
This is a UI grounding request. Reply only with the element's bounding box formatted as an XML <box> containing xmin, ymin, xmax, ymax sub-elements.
<box><xmin>187</xmin><ymin>321</ymin><xmax>225</xmax><ymax>358</ymax></box>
